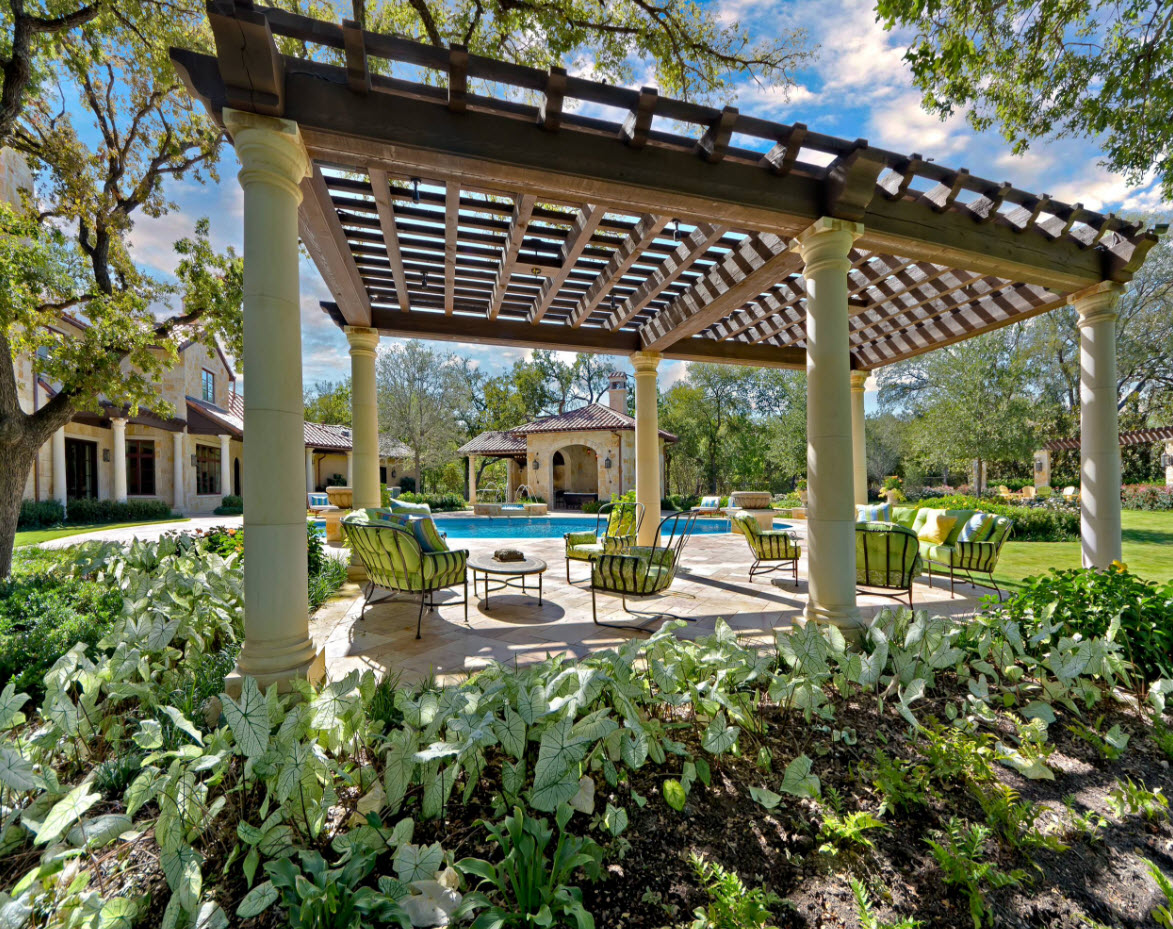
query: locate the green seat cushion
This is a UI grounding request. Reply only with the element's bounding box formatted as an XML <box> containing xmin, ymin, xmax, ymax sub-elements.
<box><xmin>567</xmin><ymin>541</ymin><xmax>605</xmax><ymax>562</ymax></box>
<box><xmin>923</xmin><ymin>542</ymin><xmax>955</xmax><ymax>564</ymax></box>
<box><xmin>856</xmin><ymin>522</ymin><xmax>921</xmax><ymax>588</ymax></box>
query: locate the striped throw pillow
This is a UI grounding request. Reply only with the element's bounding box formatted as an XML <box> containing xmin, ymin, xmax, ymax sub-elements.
<box><xmin>956</xmin><ymin>513</ymin><xmax>993</xmax><ymax>542</ymax></box>
<box><xmin>855</xmin><ymin>503</ymin><xmax>891</xmax><ymax>523</ymax></box>
<box><xmin>412</xmin><ymin>516</ymin><xmax>449</xmax><ymax>553</ymax></box>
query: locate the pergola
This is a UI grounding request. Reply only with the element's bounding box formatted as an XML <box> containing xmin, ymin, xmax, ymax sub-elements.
<box><xmin>175</xmin><ymin>0</ymin><xmax>1160</xmax><ymax>689</ymax></box>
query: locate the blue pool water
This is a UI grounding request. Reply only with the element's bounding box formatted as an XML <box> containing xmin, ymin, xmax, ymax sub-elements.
<box><xmin>316</xmin><ymin>515</ymin><xmax>792</xmax><ymax>540</ymax></box>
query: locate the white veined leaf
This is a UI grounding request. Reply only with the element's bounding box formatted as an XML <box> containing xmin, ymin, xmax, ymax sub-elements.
<box><xmin>421</xmin><ymin>764</ymin><xmax>457</xmax><ymax>820</ymax></box>
<box><xmin>700</xmin><ymin>712</ymin><xmax>739</xmax><ymax>755</ymax></box>
<box><xmin>0</xmin><ymin>893</ymin><xmax>33</xmax><ymax>929</ymax></box>
<box><xmin>161</xmin><ymin>707</ymin><xmax>205</xmax><ymax>747</ymax></box>
<box><xmin>502</xmin><ymin>759</ymin><xmax>526</xmax><ymax>798</ymax></box>
<box><xmin>412</xmin><ymin>742</ymin><xmax>464</xmax><ymax>764</ymax></box>
<box><xmin>98</xmin><ymin>896</ymin><xmax>139</xmax><ymax>927</ymax></box>
<box><xmin>748</xmin><ymin>786</ymin><xmax>782</xmax><ymax>810</ymax></box>
<box><xmin>194</xmin><ymin>902</ymin><xmax>229</xmax><ymax>929</ymax></box>
<box><xmin>528</xmin><ymin>767</ymin><xmax>582</xmax><ymax>812</ymax></box>
<box><xmin>897</xmin><ymin>678</ymin><xmax>927</xmax><ymax>728</ymax></box>
<box><xmin>384</xmin><ymin>736</ymin><xmax>416</xmax><ymax>813</ymax></box>
<box><xmin>235</xmin><ymin>881</ymin><xmax>278</xmax><ymax>919</ymax></box>
<box><xmin>995</xmin><ymin>742</ymin><xmax>1054</xmax><ymax>780</ymax></box>
<box><xmin>495</xmin><ymin>706</ymin><xmax>526</xmax><ymax>760</ymax></box>
<box><xmin>33</xmin><ymin>782</ymin><xmax>101</xmax><ymax>846</ymax></box>
<box><xmin>133</xmin><ymin>719</ymin><xmax>165</xmax><ymax>750</ymax></box>
<box><xmin>569</xmin><ymin>776</ymin><xmax>596</xmax><ymax>815</ymax></box>
<box><xmin>67</xmin><ymin>814</ymin><xmax>133</xmax><ymax>849</ymax></box>
<box><xmin>780</xmin><ymin>754</ymin><xmax>821</xmax><ymax>799</ymax></box>
<box><xmin>0</xmin><ymin>683</ymin><xmax>29</xmax><ymax>730</ymax></box>
<box><xmin>220</xmin><ymin>678</ymin><xmax>269</xmax><ymax>760</ymax></box>
<box><xmin>160</xmin><ymin>846</ymin><xmax>203</xmax><ymax>913</ymax></box>
<box><xmin>517</xmin><ymin>685</ymin><xmax>550</xmax><ymax>725</ymax></box>
<box><xmin>0</xmin><ymin>747</ymin><xmax>39</xmax><ymax>792</ymax></box>
<box><xmin>620</xmin><ymin>725</ymin><xmax>649</xmax><ymax>769</ymax></box>
<box><xmin>532</xmin><ymin>717</ymin><xmax>592</xmax><ymax>793</ymax></box>
<box><xmin>1020</xmin><ymin>701</ymin><xmax>1056</xmax><ymax>725</ymax></box>
<box><xmin>1105</xmin><ymin>725</ymin><xmax>1130</xmax><ymax>753</ymax></box>
<box><xmin>394</xmin><ymin>842</ymin><xmax>443</xmax><ymax>883</ymax></box>
<box><xmin>603</xmin><ymin>803</ymin><xmax>628</xmax><ymax>836</ymax></box>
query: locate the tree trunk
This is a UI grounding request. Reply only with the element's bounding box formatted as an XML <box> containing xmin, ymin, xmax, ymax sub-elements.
<box><xmin>0</xmin><ymin>434</ymin><xmax>50</xmax><ymax>577</ymax></box>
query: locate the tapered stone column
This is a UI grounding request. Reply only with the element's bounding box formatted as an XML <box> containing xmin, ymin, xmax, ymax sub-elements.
<box><xmin>223</xmin><ymin>108</ymin><xmax>322</xmax><ymax>691</ymax></box>
<box><xmin>796</xmin><ymin>217</ymin><xmax>864</xmax><ymax>636</ymax></box>
<box><xmin>219</xmin><ymin>434</ymin><xmax>232</xmax><ymax>498</ymax></box>
<box><xmin>1033</xmin><ymin>449</ymin><xmax>1051</xmax><ymax>490</ymax></box>
<box><xmin>51</xmin><ymin>428</ymin><xmax>67</xmax><ymax>506</ymax></box>
<box><xmin>346</xmin><ymin>326</ymin><xmax>380</xmax><ymax>509</ymax></box>
<box><xmin>468</xmin><ymin>455</ymin><xmax>478</xmax><ymax>504</ymax></box>
<box><xmin>631</xmin><ymin>351</ymin><xmax>662</xmax><ymax>546</ymax></box>
<box><xmin>173</xmin><ymin>431</ymin><xmax>185</xmax><ymax>511</ymax></box>
<box><xmin>850</xmin><ymin>371</ymin><xmax>868</xmax><ymax>506</ymax></box>
<box><xmin>305</xmin><ymin>448</ymin><xmax>315</xmax><ymax>494</ymax></box>
<box><xmin>111</xmin><ymin>418</ymin><xmax>128</xmax><ymax>503</ymax></box>
<box><xmin>1072</xmin><ymin>281</ymin><xmax>1124</xmax><ymax>568</ymax></box>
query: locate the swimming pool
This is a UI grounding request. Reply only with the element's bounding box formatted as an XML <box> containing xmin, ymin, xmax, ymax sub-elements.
<box><xmin>316</xmin><ymin>515</ymin><xmax>792</xmax><ymax>540</ymax></box>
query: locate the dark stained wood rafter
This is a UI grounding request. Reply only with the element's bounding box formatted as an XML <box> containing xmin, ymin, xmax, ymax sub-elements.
<box><xmin>177</xmin><ymin>1</ymin><xmax>1164</xmax><ymax>372</ymax></box>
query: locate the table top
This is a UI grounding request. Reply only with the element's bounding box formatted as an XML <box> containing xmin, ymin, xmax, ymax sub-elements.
<box><xmin>468</xmin><ymin>553</ymin><xmax>548</xmax><ymax>574</ymax></box>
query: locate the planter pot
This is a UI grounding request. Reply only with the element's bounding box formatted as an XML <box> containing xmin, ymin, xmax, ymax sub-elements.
<box><xmin>884</xmin><ymin>490</ymin><xmax>900</xmax><ymax>506</ymax></box>
<box><xmin>797</xmin><ymin>490</ymin><xmax>808</xmax><ymax>505</ymax></box>
<box><xmin>326</xmin><ymin>486</ymin><xmax>353</xmax><ymax>509</ymax></box>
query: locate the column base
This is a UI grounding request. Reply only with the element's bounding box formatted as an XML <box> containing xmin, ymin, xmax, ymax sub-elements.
<box><xmin>803</xmin><ymin>600</ymin><xmax>865</xmax><ymax>643</ymax></box>
<box><xmin>347</xmin><ymin>548</ymin><xmax>368</xmax><ymax>581</ymax></box>
<box><xmin>224</xmin><ymin>648</ymin><xmax>325</xmax><ymax>697</ymax></box>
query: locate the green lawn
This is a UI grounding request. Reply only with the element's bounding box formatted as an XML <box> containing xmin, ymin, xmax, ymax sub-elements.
<box><xmin>15</xmin><ymin>517</ymin><xmax>191</xmax><ymax>547</ymax></box>
<box><xmin>993</xmin><ymin>509</ymin><xmax>1173</xmax><ymax>591</ymax></box>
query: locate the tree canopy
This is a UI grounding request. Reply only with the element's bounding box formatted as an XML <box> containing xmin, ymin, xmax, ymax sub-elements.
<box><xmin>878</xmin><ymin>0</ymin><xmax>1173</xmax><ymax>198</ymax></box>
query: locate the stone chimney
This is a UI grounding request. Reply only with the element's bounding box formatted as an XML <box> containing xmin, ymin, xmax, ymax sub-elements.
<box><xmin>607</xmin><ymin>371</ymin><xmax>628</xmax><ymax>414</ymax></box>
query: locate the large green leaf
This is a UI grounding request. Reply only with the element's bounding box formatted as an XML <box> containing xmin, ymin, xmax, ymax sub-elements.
<box><xmin>0</xmin><ymin>683</ymin><xmax>29</xmax><ymax>731</ymax></box>
<box><xmin>235</xmin><ymin>881</ymin><xmax>278</xmax><ymax>919</ymax></box>
<box><xmin>220</xmin><ymin>678</ymin><xmax>269</xmax><ymax>760</ymax></box>
<box><xmin>701</xmin><ymin>712</ymin><xmax>739</xmax><ymax>755</ymax></box>
<box><xmin>394</xmin><ymin>842</ymin><xmax>443</xmax><ymax>882</ymax></box>
<box><xmin>161</xmin><ymin>845</ymin><xmax>203</xmax><ymax>913</ymax></box>
<box><xmin>495</xmin><ymin>706</ymin><xmax>526</xmax><ymax>760</ymax></box>
<box><xmin>0</xmin><ymin>747</ymin><xmax>39</xmax><ymax>793</ymax></box>
<box><xmin>33</xmin><ymin>782</ymin><xmax>101</xmax><ymax>846</ymax></box>
<box><xmin>780</xmin><ymin>754</ymin><xmax>821</xmax><ymax>799</ymax></box>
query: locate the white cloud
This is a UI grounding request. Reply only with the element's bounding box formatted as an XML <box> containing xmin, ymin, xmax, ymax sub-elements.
<box><xmin>867</xmin><ymin>92</ymin><xmax>971</xmax><ymax>158</ymax></box>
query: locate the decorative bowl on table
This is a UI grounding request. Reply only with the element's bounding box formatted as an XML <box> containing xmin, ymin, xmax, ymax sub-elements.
<box><xmin>493</xmin><ymin>548</ymin><xmax>526</xmax><ymax>563</ymax></box>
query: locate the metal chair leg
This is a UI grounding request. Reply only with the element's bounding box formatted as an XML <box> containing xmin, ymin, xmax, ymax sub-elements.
<box><xmin>464</xmin><ymin>578</ymin><xmax>469</xmax><ymax>624</ymax></box>
<box><xmin>415</xmin><ymin>593</ymin><xmax>427</xmax><ymax>639</ymax></box>
<box><xmin>949</xmin><ymin>565</ymin><xmax>955</xmax><ymax>598</ymax></box>
<box><xmin>566</xmin><ymin>559</ymin><xmax>571</xmax><ymax>584</ymax></box>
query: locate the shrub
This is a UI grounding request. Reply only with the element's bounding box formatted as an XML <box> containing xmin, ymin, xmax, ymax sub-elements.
<box><xmin>0</xmin><ymin>574</ymin><xmax>123</xmax><ymax>695</ymax></box>
<box><xmin>399</xmin><ymin>491</ymin><xmax>467</xmax><ymax>512</ymax></box>
<box><xmin>399</xmin><ymin>475</ymin><xmax>416</xmax><ymax>493</ymax></box>
<box><xmin>18</xmin><ymin>498</ymin><xmax>65</xmax><ymax>528</ymax></box>
<box><xmin>324</xmin><ymin>472</ymin><xmax>347</xmax><ymax>487</ymax></box>
<box><xmin>64</xmin><ymin>497</ymin><xmax>174</xmax><ymax>525</ymax></box>
<box><xmin>989</xmin><ymin>567</ymin><xmax>1173</xmax><ymax>683</ymax></box>
<box><xmin>1121</xmin><ymin>484</ymin><xmax>1173</xmax><ymax>511</ymax></box>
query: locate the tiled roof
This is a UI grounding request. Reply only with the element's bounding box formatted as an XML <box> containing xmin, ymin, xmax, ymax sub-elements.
<box><xmin>512</xmin><ymin>403</ymin><xmax>676</xmax><ymax>441</ymax></box>
<box><xmin>304</xmin><ymin>421</ymin><xmax>353</xmax><ymax>451</ymax></box>
<box><xmin>457</xmin><ymin>431</ymin><xmax>528</xmax><ymax>456</ymax></box>
<box><xmin>380</xmin><ymin>436</ymin><xmax>414</xmax><ymax>458</ymax></box>
<box><xmin>1045</xmin><ymin>427</ymin><xmax>1173</xmax><ymax>451</ymax></box>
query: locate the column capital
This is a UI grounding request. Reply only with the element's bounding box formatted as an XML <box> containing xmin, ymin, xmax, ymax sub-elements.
<box><xmin>792</xmin><ymin>216</ymin><xmax>864</xmax><ymax>271</ymax></box>
<box><xmin>849</xmin><ymin>371</ymin><xmax>868</xmax><ymax>392</ymax></box>
<box><xmin>344</xmin><ymin>325</ymin><xmax>380</xmax><ymax>356</ymax></box>
<box><xmin>219</xmin><ymin>433</ymin><xmax>231</xmax><ymax>445</ymax></box>
<box><xmin>630</xmin><ymin>350</ymin><xmax>662</xmax><ymax>375</ymax></box>
<box><xmin>1070</xmin><ymin>280</ymin><xmax>1124</xmax><ymax>327</ymax></box>
<box><xmin>223</xmin><ymin>108</ymin><xmax>309</xmax><ymax>199</ymax></box>
<box><xmin>110</xmin><ymin>416</ymin><xmax>127</xmax><ymax>427</ymax></box>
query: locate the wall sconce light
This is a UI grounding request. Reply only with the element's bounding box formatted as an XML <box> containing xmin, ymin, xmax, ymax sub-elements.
<box><xmin>604</xmin><ymin>456</ymin><xmax>612</xmax><ymax>469</ymax></box>
<box><xmin>1034</xmin><ymin>459</ymin><xmax>1044</xmax><ymax>472</ymax></box>
<box><xmin>531</xmin><ymin>456</ymin><xmax>540</xmax><ymax>470</ymax></box>
<box><xmin>391</xmin><ymin>469</ymin><xmax>397</xmax><ymax>479</ymax></box>
<box><xmin>102</xmin><ymin>449</ymin><xmax>110</xmax><ymax>462</ymax></box>
<box><xmin>1163</xmin><ymin>453</ymin><xmax>1172</xmax><ymax>468</ymax></box>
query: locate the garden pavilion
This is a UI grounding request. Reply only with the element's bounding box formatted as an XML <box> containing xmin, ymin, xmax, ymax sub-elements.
<box><xmin>172</xmin><ymin>0</ymin><xmax>1161</xmax><ymax>689</ymax></box>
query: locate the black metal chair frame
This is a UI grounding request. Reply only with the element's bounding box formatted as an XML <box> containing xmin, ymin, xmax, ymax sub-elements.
<box><xmin>926</xmin><ymin>558</ymin><xmax>1004</xmax><ymax>602</ymax></box>
<box><xmin>590</xmin><ymin>510</ymin><xmax>698</xmax><ymax>633</ymax></box>
<box><xmin>856</xmin><ymin>523</ymin><xmax>920</xmax><ymax>609</ymax></box>
<box><xmin>564</xmin><ymin>500</ymin><xmax>646</xmax><ymax>584</ymax></box>
<box><xmin>748</xmin><ymin>550</ymin><xmax>800</xmax><ymax>586</ymax></box>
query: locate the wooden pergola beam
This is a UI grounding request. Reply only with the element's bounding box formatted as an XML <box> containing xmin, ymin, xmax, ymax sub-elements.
<box><xmin>368</xmin><ymin>168</ymin><xmax>411</xmax><ymax>312</ymax></box>
<box><xmin>529</xmin><ymin>204</ymin><xmax>603</xmax><ymax>323</ymax></box>
<box><xmin>568</xmin><ymin>214</ymin><xmax>668</xmax><ymax>328</ymax></box>
<box><xmin>640</xmin><ymin>234</ymin><xmax>803</xmax><ymax>352</ymax></box>
<box><xmin>488</xmin><ymin>194</ymin><xmax>536</xmax><ymax>320</ymax></box>
<box><xmin>298</xmin><ymin>165</ymin><xmax>372</xmax><ymax>326</ymax></box>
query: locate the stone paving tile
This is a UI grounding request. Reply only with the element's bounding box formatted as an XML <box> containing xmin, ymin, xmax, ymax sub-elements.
<box><xmin>310</xmin><ymin>528</ymin><xmax>985</xmax><ymax>684</ymax></box>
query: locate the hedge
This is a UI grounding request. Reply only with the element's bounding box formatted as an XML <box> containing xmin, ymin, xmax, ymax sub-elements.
<box><xmin>61</xmin><ymin>498</ymin><xmax>176</xmax><ymax>525</ymax></box>
<box><xmin>397</xmin><ymin>491</ymin><xmax>467</xmax><ymax>512</ymax></box>
<box><xmin>18</xmin><ymin>499</ymin><xmax>65</xmax><ymax>528</ymax></box>
<box><xmin>213</xmin><ymin>494</ymin><xmax>244</xmax><ymax>516</ymax></box>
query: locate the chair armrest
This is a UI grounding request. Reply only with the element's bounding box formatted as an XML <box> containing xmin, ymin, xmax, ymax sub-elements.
<box><xmin>422</xmin><ymin>548</ymin><xmax>468</xmax><ymax>578</ymax></box>
<box><xmin>602</xmin><ymin>533</ymin><xmax>636</xmax><ymax>554</ymax></box>
<box><xmin>565</xmin><ymin>530</ymin><xmax>599</xmax><ymax>546</ymax></box>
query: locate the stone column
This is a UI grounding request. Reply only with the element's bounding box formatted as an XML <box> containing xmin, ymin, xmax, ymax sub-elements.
<box><xmin>1072</xmin><ymin>281</ymin><xmax>1124</xmax><ymax>568</ymax></box>
<box><xmin>631</xmin><ymin>351</ymin><xmax>662</xmax><ymax>546</ymax></box>
<box><xmin>1033</xmin><ymin>449</ymin><xmax>1051</xmax><ymax>490</ymax></box>
<box><xmin>51</xmin><ymin>428</ymin><xmax>67</xmax><ymax>506</ymax></box>
<box><xmin>111</xmin><ymin>417</ymin><xmax>128</xmax><ymax>503</ymax></box>
<box><xmin>850</xmin><ymin>371</ymin><xmax>868</xmax><ymax>505</ymax></box>
<box><xmin>1165</xmin><ymin>441</ymin><xmax>1173</xmax><ymax>488</ymax></box>
<box><xmin>219</xmin><ymin>434</ymin><xmax>232</xmax><ymax>499</ymax></box>
<box><xmin>795</xmin><ymin>217</ymin><xmax>864</xmax><ymax>636</ymax></box>
<box><xmin>305</xmin><ymin>448</ymin><xmax>315</xmax><ymax>494</ymax></box>
<box><xmin>468</xmin><ymin>455</ymin><xmax>478</xmax><ymax>504</ymax></box>
<box><xmin>223</xmin><ymin>108</ymin><xmax>321</xmax><ymax>691</ymax></box>
<box><xmin>346</xmin><ymin>326</ymin><xmax>380</xmax><ymax>509</ymax></box>
<box><xmin>173</xmin><ymin>431</ymin><xmax>185</xmax><ymax>511</ymax></box>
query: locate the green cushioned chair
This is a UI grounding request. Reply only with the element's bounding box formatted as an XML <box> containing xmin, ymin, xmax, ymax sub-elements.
<box><xmin>891</xmin><ymin>506</ymin><xmax>1014</xmax><ymax>599</ymax></box>
<box><xmin>856</xmin><ymin>521</ymin><xmax>923</xmax><ymax>607</ymax></box>
<box><xmin>731</xmin><ymin>510</ymin><xmax>801</xmax><ymax>585</ymax></box>
<box><xmin>342</xmin><ymin>508</ymin><xmax>468</xmax><ymax>639</ymax></box>
<box><xmin>564</xmin><ymin>500</ymin><xmax>644</xmax><ymax>583</ymax></box>
<box><xmin>590</xmin><ymin>511</ymin><xmax>696</xmax><ymax>632</ymax></box>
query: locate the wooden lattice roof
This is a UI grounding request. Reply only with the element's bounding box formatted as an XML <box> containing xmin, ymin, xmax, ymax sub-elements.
<box><xmin>173</xmin><ymin>1</ymin><xmax>1162</xmax><ymax>371</ymax></box>
<box><xmin>1045</xmin><ymin>428</ymin><xmax>1173</xmax><ymax>452</ymax></box>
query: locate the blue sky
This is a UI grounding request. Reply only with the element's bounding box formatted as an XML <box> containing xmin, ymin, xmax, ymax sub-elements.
<box><xmin>126</xmin><ymin>0</ymin><xmax>1167</xmax><ymax>411</ymax></box>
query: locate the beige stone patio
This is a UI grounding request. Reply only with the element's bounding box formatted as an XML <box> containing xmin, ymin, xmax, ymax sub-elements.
<box><xmin>312</xmin><ymin>525</ymin><xmax>987</xmax><ymax>685</ymax></box>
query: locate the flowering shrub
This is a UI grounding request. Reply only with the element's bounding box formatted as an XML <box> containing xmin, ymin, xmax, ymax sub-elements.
<box><xmin>1121</xmin><ymin>484</ymin><xmax>1173</xmax><ymax>511</ymax></box>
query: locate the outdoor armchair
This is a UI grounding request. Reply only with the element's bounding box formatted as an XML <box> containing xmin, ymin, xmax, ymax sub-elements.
<box><xmin>590</xmin><ymin>511</ymin><xmax>697</xmax><ymax>632</ymax></box>
<box><xmin>691</xmin><ymin>495</ymin><xmax>723</xmax><ymax>515</ymax></box>
<box><xmin>856</xmin><ymin>521</ymin><xmax>922</xmax><ymax>608</ymax></box>
<box><xmin>564</xmin><ymin>500</ymin><xmax>644</xmax><ymax>583</ymax></box>
<box><xmin>342</xmin><ymin>508</ymin><xmax>468</xmax><ymax>639</ymax></box>
<box><xmin>731</xmin><ymin>511</ymin><xmax>801</xmax><ymax>585</ymax></box>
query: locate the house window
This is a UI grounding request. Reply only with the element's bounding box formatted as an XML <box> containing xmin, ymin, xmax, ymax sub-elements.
<box><xmin>201</xmin><ymin>369</ymin><xmax>215</xmax><ymax>403</ymax></box>
<box><xmin>126</xmin><ymin>439</ymin><xmax>156</xmax><ymax>496</ymax></box>
<box><xmin>195</xmin><ymin>444</ymin><xmax>221</xmax><ymax>495</ymax></box>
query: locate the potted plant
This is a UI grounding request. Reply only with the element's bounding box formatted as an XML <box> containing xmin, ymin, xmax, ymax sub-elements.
<box><xmin>882</xmin><ymin>475</ymin><xmax>904</xmax><ymax>505</ymax></box>
<box><xmin>796</xmin><ymin>477</ymin><xmax>808</xmax><ymax>505</ymax></box>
